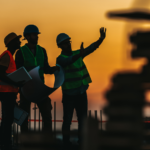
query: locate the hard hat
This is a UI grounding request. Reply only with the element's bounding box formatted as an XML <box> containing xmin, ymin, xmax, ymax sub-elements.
<box><xmin>23</xmin><ymin>24</ymin><xmax>40</xmax><ymax>36</ymax></box>
<box><xmin>56</xmin><ymin>33</ymin><xmax>71</xmax><ymax>45</ymax></box>
<box><xmin>4</xmin><ymin>32</ymin><xmax>22</xmax><ymax>46</ymax></box>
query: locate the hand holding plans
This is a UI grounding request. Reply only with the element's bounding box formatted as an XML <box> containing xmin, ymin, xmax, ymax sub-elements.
<box><xmin>7</xmin><ymin>67</ymin><xmax>32</xmax><ymax>83</ymax></box>
<box><xmin>21</xmin><ymin>65</ymin><xmax>64</xmax><ymax>103</ymax></box>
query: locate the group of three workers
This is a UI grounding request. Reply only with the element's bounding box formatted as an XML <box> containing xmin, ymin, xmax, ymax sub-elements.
<box><xmin>0</xmin><ymin>24</ymin><xmax>106</xmax><ymax>150</ymax></box>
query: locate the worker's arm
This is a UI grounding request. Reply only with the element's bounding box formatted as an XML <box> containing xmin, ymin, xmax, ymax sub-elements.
<box><xmin>15</xmin><ymin>49</ymin><xmax>24</xmax><ymax>69</ymax></box>
<box><xmin>56</xmin><ymin>55</ymin><xmax>73</xmax><ymax>68</ymax></box>
<box><xmin>93</xmin><ymin>27</ymin><xmax>106</xmax><ymax>49</ymax></box>
<box><xmin>57</xmin><ymin>43</ymin><xmax>88</xmax><ymax>67</ymax></box>
<box><xmin>0</xmin><ymin>54</ymin><xmax>24</xmax><ymax>87</ymax></box>
<box><xmin>0</xmin><ymin>67</ymin><xmax>24</xmax><ymax>87</ymax></box>
<box><xmin>42</xmin><ymin>48</ymin><xmax>60</xmax><ymax>74</ymax></box>
<box><xmin>57</xmin><ymin>27</ymin><xmax>106</xmax><ymax>67</ymax></box>
<box><xmin>81</xmin><ymin>27</ymin><xmax>106</xmax><ymax>58</ymax></box>
<box><xmin>56</xmin><ymin>43</ymin><xmax>97</xmax><ymax>67</ymax></box>
<box><xmin>66</xmin><ymin>27</ymin><xmax>107</xmax><ymax>63</ymax></box>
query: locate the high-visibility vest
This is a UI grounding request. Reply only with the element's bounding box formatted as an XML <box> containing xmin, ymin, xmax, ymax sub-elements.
<box><xmin>60</xmin><ymin>50</ymin><xmax>92</xmax><ymax>90</ymax></box>
<box><xmin>21</xmin><ymin>45</ymin><xmax>45</xmax><ymax>82</ymax></box>
<box><xmin>0</xmin><ymin>50</ymin><xmax>19</xmax><ymax>93</ymax></box>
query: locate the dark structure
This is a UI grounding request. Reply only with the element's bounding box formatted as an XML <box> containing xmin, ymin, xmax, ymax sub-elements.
<box><xmin>102</xmin><ymin>73</ymin><xmax>144</xmax><ymax>150</ymax></box>
<box><xmin>98</xmin><ymin>9</ymin><xmax>150</xmax><ymax>150</ymax></box>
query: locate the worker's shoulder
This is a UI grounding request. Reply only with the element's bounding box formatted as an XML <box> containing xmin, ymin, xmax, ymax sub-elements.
<box><xmin>15</xmin><ymin>49</ymin><xmax>22</xmax><ymax>56</ymax></box>
<box><xmin>0</xmin><ymin>52</ymin><xmax>10</xmax><ymax>60</ymax></box>
<box><xmin>37</xmin><ymin>45</ymin><xmax>47</xmax><ymax>53</ymax></box>
<box><xmin>56</xmin><ymin>53</ymin><xmax>67</xmax><ymax>60</ymax></box>
<box><xmin>0</xmin><ymin>52</ymin><xmax>10</xmax><ymax>67</ymax></box>
<box><xmin>56</xmin><ymin>55</ymin><xmax>61</xmax><ymax>61</ymax></box>
<box><xmin>56</xmin><ymin>54</ymin><xmax>65</xmax><ymax>64</ymax></box>
<box><xmin>42</xmin><ymin>47</ymin><xmax>46</xmax><ymax>52</ymax></box>
<box><xmin>73</xmin><ymin>49</ymin><xmax>80</xmax><ymax>53</ymax></box>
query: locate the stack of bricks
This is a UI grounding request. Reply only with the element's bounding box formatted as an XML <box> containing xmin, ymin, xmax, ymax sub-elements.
<box><xmin>100</xmin><ymin>31</ymin><xmax>150</xmax><ymax>150</ymax></box>
<box><xmin>131</xmin><ymin>31</ymin><xmax>150</xmax><ymax>149</ymax></box>
<box><xmin>131</xmin><ymin>31</ymin><xmax>150</xmax><ymax>83</ymax></box>
<box><xmin>100</xmin><ymin>73</ymin><xmax>144</xmax><ymax>150</ymax></box>
<box><xmin>98</xmin><ymin>9</ymin><xmax>150</xmax><ymax>150</ymax></box>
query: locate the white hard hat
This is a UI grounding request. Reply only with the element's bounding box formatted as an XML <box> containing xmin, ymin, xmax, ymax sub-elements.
<box><xmin>56</xmin><ymin>33</ymin><xmax>71</xmax><ymax>45</ymax></box>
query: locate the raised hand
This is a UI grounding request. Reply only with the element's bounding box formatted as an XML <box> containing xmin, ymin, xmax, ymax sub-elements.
<box><xmin>100</xmin><ymin>27</ymin><xmax>106</xmax><ymax>39</ymax></box>
<box><xmin>80</xmin><ymin>42</ymin><xmax>85</xmax><ymax>56</ymax></box>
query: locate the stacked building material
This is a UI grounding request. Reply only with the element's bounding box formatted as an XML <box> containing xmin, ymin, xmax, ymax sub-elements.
<box><xmin>100</xmin><ymin>73</ymin><xmax>144</xmax><ymax>150</ymax></box>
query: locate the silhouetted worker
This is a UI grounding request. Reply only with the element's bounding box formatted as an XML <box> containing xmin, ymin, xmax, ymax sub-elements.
<box><xmin>15</xmin><ymin>24</ymin><xmax>59</xmax><ymax>132</ymax></box>
<box><xmin>0</xmin><ymin>33</ymin><xmax>24</xmax><ymax>150</ymax></box>
<box><xmin>56</xmin><ymin>27</ymin><xmax>106</xmax><ymax>148</ymax></box>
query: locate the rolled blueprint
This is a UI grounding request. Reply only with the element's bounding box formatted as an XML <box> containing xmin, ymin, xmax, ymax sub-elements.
<box><xmin>21</xmin><ymin>65</ymin><xmax>64</xmax><ymax>103</ymax></box>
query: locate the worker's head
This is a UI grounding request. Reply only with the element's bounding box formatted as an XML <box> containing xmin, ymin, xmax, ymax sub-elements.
<box><xmin>56</xmin><ymin>33</ymin><xmax>72</xmax><ymax>53</ymax></box>
<box><xmin>4</xmin><ymin>32</ymin><xmax>22</xmax><ymax>52</ymax></box>
<box><xmin>23</xmin><ymin>25</ymin><xmax>40</xmax><ymax>45</ymax></box>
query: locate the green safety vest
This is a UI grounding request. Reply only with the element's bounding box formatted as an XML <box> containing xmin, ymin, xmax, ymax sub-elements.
<box><xmin>60</xmin><ymin>50</ymin><xmax>92</xmax><ymax>90</ymax></box>
<box><xmin>21</xmin><ymin>45</ymin><xmax>45</xmax><ymax>82</ymax></box>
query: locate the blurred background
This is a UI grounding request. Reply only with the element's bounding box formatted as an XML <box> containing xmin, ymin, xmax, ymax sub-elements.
<box><xmin>0</xmin><ymin>0</ymin><xmax>150</xmax><ymax>130</ymax></box>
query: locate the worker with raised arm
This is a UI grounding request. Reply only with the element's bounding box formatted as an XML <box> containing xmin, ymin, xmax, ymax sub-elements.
<box><xmin>0</xmin><ymin>32</ymin><xmax>24</xmax><ymax>150</ymax></box>
<box><xmin>15</xmin><ymin>24</ymin><xmax>60</xmax><ymax>133</ymax></box>
<box><xmin>56</xmin><ymin>27</ymin><xmax>106</xmax><ymax>148</ymax></box>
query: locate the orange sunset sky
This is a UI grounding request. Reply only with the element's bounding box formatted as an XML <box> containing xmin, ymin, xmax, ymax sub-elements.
<box><xmin>0</xmin><ymin>0</ymin><xmax>150</xmax><ymax>117</ymax></box>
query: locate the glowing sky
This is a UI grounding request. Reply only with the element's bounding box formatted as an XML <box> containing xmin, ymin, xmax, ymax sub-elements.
<box><xmin>1</xmin><ymin>0</ymin><xmax>148</xmax><ymax>115</ymax></box>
